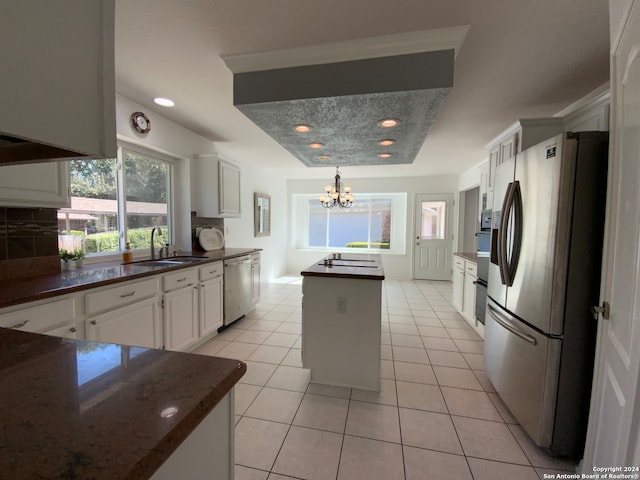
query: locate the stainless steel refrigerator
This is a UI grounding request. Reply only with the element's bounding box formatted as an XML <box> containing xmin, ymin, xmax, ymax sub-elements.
<box><xmin>485</xmin><ymin>131</ymin><xmax>608</xmax><ymax>458</ymax></box>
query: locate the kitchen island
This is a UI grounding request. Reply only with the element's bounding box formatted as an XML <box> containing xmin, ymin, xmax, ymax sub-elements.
<box><xmin>0</xmin><ymin>327</ymin><xmax>245</xmax><ymax>479</ymax></box>
<box><xmin>301</xmin><ymin>253</ymin><xmax>384</xmax><ymax>391</ymax></box>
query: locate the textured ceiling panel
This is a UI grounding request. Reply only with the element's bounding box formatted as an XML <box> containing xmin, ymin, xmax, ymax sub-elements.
<box><xmin>236</xmin><ymin>88</ymin><xmax>450</xmax><ymax>167</ymax></box>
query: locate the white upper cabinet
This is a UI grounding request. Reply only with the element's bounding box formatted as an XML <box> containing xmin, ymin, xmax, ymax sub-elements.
<box><xmin>0</xmin><ymin>0</ymin><xmax>116</xmax><ymax>162</ymax></box>
<box><xmin>191</xmin><ymin>154</ymin><xmax>241</xmax><ymax>218</ymax></box>
<box><xmin>0</xmin><ymin>161</ymin><xmax>70</xmax><ymax>207</ymax></box>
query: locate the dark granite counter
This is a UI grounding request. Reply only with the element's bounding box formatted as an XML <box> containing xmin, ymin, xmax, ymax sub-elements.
<box><xmin>0</xmin><ymin>327</ymin><xmax>245</xmax><ymax>479</ymax></box>
<box><xmin>454</xmin><ymin>252</ymin><xmax>478</xmax><ymax>263</ymax></box>
<box><xmin>301</xmin><ymin>253</ymin><xmax>385</xmax><ymax>280</ymax></box>
<box><xmin>0</xmin><ymin>248</ymin><xmax>260</xmax><ymax>309</ymax></box>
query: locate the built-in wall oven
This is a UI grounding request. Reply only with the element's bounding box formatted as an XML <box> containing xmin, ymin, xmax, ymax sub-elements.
<box><xmin>474</xmin><ymin>209</ymin><xmax>492</xmax><ymax>325</ymax></box>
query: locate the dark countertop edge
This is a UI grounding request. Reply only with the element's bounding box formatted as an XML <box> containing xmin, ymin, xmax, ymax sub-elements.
<box><xmin>301</xmin><ymin>271</ymin><xmax>385</xmax><ymax>281</ymax></box>
<box><xmin>300</xmin><ymin>254</ymin><xmax>385</xmax><ymax>280</ymax></box>
<box><xmin>454</xmin><ymin>252</ymin><xmax>478</xmax><ymax>263</ymax></box>
<box><xmin>128</xmin><ymin>359</ymin><xmax>247</xmax><ymax>479</ymax></box>
<box><xmin>0</xmin><ymin>248</ymin><xmax>262</xmax><ymax>309</ymax></box>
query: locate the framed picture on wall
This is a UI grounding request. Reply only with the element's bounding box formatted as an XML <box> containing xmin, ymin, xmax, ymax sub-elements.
<box><xmin>254</xmin><ymin>192</ymin><xmax>271</xmax><ymax>237</ymax></box>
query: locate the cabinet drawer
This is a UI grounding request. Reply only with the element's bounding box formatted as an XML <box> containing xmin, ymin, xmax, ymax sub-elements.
<box><xmin>199</xmin><ymin>262</ymin><xmax>224</xmax><ymax>282</ymax></box>
<box><xmin>454</xmin><ymin>256</ymin><xmax>465</xmax><ymax>270</ymax></box>
<box><xmin>164</xmin><ymin>268</ymin><xmax>198</xmax><ymax>291</ymax></box>
<box><xmin>465</xmin><ymin>262</ymin><xmax>478</xmax><ymax>277</ymax></box>
<box><xmin>0</xmin><ymin>297</ymin><xmax>76</xmax><ymax>333</ymax></box>
<box><xmin>85</xmin><ymin>278</ymin><xmax>159</xmax><ymax>315</ymax></box>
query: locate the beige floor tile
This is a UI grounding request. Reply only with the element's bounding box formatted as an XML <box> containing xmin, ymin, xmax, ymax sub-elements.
<box><xmin>235</xmin><ymin>417</ymin><xmax>289</xmax><ymax>471</ymax></box>
<box><xmin>428</xmin><ymin>349</ymin><xmax>470</xmax><ymax>368</ymax></box>
<box><xmin>508</xmin><ymin>424</ymin><xmax>578</xmax><ymax>470</ymax></box>
<box><xmin>235</xmin><ymin>383</ymin><xmax>262</xmax><ymax>415</ymax></box>
<box><xmin>235</xmin><ymin>465</ymin><xmax>269</xmax><ymax>480</ymax></box>
<box><xmin>380</xmin><ymin>344</ymin><xmax>393</xmax><ymax>360</ymax></box>
<box><xmin>389</xmin><ymin>323</ymin><xmax>419</xmax><ymax>335</ymax></box>
<box><xmin>250</xmin><ymin>320</ymin><xmax>283</xmax><ymax>332</ymax></box>
<box><xmin>262</xmin><ymin>311</ymin><xmax>290</xmax><ymax>322</ymax></box>
<box><xmin>293</xmin><ymin>393</ymin><xmax>349</xmax><ymax>433</ymax></box>
<box><xmin>452</xmin><ymin>416</ymin><xmax>529</xmax><ymax>464</ymax></box>
<box><xmin>217</xmin><ymin>341</ymin><xmax>259</xmax><ymax>360</ymax></box>
<box><xmin>392</xmin><ymin>346</ymin><xmax>430</xmax><ymax>364</ymax></box>
<box><xmin>263</xmin><ymin>332</ymin><xmax>299</xmax><ymax>348</ymax></box>
<box><xmin>487</xmin><ymin>392</ymin><xmax>517</xmax><ymax>423</ymax></box>
<box><xmin>265</xmin><ymin>365</ymin><xmax>310</xmax><ymax>392</ymax></box>
<box><xmin>248</xmin><ymin>345</ymin><xmax>290</xmax><ymax>364</ymax></box>
<box><xmin>453</xmin><ymin>338</ymin><xmax>484</xmax><ymax>354</ymax></box>
<box><xmin>448</xmin><ymin>328</ymin><xmax>483</xmax><ymax>341</ymax></box>
<box><xmin>235</xmin><ymin>329</ymin><xmax>272</xmax><ymax>344</ymax></box>
<box><xmin>380</xmin><ymin>359</ymin><xmax>395</xmax><ymax>379</ymax></box>
<box><xmin>192</xmin><ymin>339</ymin><xmax>228</xmax><ymax>356</ymax></box>
<box><xmin>396</xmin><ymin>380</ymin><xmax>447</xmax><ymax>413</ymax></box>
<box><xmin>440</xmin><ymin>319</ymin><xmax>471</xmax><ymax>329</ymax></box>
<box><xmin>239</xmin><ymin>361</ymin><xmax>278</xmax><ymax>386</ymax></box>
<box><xmin>272</xmin><ymin>426</ymin><xmax>343</xmax><ymax>480</ymax></box>
<box><xmin>216</xmin><ymin>328</ymin><xmax>245</xmax><ymax>341</ymax></box>
<box><xmin>293</xmin><ymin>336</ymin><xmax>302</xmax><ymax>349</ymax></box>
<box><xmin>417</xmin><ymin>326</ymin><xmax>451</xmax><ymax>338</ymax></box>
<box><xmin>403</xmin><ymin>446</ymin><xmax>472</xmax><ymax>480</ymax></box>
<box><xmin>473</xmin><ymin>370</ymin><xmax>497</xmax><ymax>393</ymax></box>
<box><xmin>307</xmin><ymin>383</ymin><xmax>352</xmax><ymax>399</ymax></box>
<box><xmin>394</xmin><ymin>361</ymin><xmax>437</xmax><ymax>385</ymax></box>
<box><xmin>413</xmin><ymin>316</ymin><xmax>443</xmax><ymax>326</ymax></box>
<box><xmin>433</xmin><ymin>366</ymin><xmax>484</xmax><ymax>390</ymax></box>
<box><xmin>338</xmin><ymin>435</ymin><xmax>404</xmax><ymax>480</ymax></box>
<box><xmin>275</xmin><ymin>322</ymin><xmax>301</xmax><ymax>334</ymax></box>
<box><xmin>421</xmin><ymin>336</ymin><xmax>458</xmax><ymax>351</ymax></box>
<box><xmin>463</xmin><ymin>352</ymin><xmax>484</xmax><ymax>370</ymax></box>
<box><xmin>351</xmin><ymin>378</ymin><xmax>397</xmax><ymax>406</ymax></box>
<box><xmin>467</xmin><ymin>458</ymin><xmax>539</xmax><ymax>480</ymax></box>
<box><xmin>345</xmin><ymin>400</ymin><xmax>401</xmax><ymax>443</ymax></box>
<box><xmin>381</xmin><ymin>332</ymin><xmax>391</xmax><ymax>345</ymax></box>
<box><xmin>281</xmin><ymin>348</ymin><xmax>303</xmax><ymax>367</ymax></box>
<box><xmin>441</xmin><ymin>386</ymin><xmax>503</xmax><ymax>421</ymax></box>
<box><xmin>245</xmin><ymin>387</ymin><xmax>304</xmax><ymax>424</ymax></box>
<box><xmin>270</xmin><ymin>304</ymin><xmax>297</xmax><ymax>313</ymax></box>
<box><xmin>391</xmin><ymin>333</ymin><xmax>424</xmax><ymax>348</ymax></box>
<box><xmin>399</xmin><ymin>408</ymin><xmax>463</xmax><ymax>454</ymax></box>
<box><xmin>388</xmin><ymin>314</ymin><xmax>415</xmax><ymax>325</ymax></box>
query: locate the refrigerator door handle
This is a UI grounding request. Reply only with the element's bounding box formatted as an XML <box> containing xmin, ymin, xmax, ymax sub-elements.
<box><xmin>498</xmin><ymin>182</ymin><xmax>515</xmax><ymax>285</ymax></box>
<box><xmin>487</xmin><ymin>303</ymin><xmax>537</xmax><ymax>345</ymax></box>
<box><xmin>506</xmin><ymin>181</ymin><xmax>524</xmax><ymax>284</ymax></box>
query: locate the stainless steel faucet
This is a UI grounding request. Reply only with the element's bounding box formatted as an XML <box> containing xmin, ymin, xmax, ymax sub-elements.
<box><xmin>150</xmin><ymin>226</ymin><xmax>162</xmax><ymax>259</ymax></box>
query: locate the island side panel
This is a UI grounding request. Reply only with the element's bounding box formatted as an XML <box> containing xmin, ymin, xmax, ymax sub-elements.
<box><xmin>302</xmin><ymin>275</ymin><xmax>382</xmax><ymax>391</ymax></box>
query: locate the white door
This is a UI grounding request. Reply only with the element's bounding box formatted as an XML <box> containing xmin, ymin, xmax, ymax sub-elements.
<box><xmin>413</xmin><ymin>194</ymin><xmax>453</xmax><ymax>280</ymax></box>
<box><xmin>582</xmin><ymin>1</ymin><xmax>640</xmax><ymax>469</ymax></box>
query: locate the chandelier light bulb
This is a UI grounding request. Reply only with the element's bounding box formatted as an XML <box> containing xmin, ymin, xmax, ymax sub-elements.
<box><xmin>344</xmin><ymin>185</ymin><xmax>352</xmax><ymax>193</ymax></box>
<box><xmin>319</xmin><ymin>166</ymin><xmax>354</xmax><ymax>209</ymax></box>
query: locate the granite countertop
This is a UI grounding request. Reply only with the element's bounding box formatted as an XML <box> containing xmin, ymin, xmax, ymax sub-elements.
<box><xmin>301</xmin><ymin>253</ymin><xmax>385</xmax><ymax>280</ymax></box>
<box><xmin>0</xmin><ymin>248</ymin><xmax>261</xmax><ymax>309</ymax></box>
<box><xmin>0</xmin><ymin>327</ymin><xmax>245</xmax><ymax>479</ymax></box>
<box><xmin>454</xmin><ymin>252</ymin><xmax>479</xmax><ymax>263</ymax></box>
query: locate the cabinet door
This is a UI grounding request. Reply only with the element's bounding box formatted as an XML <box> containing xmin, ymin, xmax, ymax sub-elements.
<box><xmin>86</xmin><ymin>297</ymin><xmax>162</xmax><ymax>349</ymax></box>
<box><xmin>488</xmin><ymin>146</ymin><xmax>499</xmax><ymax>190</ymax></box>
<box><xmin>0</xmin><ymin>161</ymin><xmax>70</xmax><ymax>207</ymax></box>
<box><xmin>43</xmin><ymin>321</ymin><xmax>84</xmax><ymax>340</ymax></box>
<box><xmin>199</xmin><ymin>277</ymin><xmax>223</xmax><ymax>338</ymax></box>
<box><xmin>219</xmin><ymin>160</ymin><xmax>241</xmax><ymax>217</ymax></box>
<box><xmin>164</xmin><ymin>286</ymin><xmax>199</xmax><ymax>351</ymax></box>
<box><xmin>463</xmin><ymin>272</ymin><xmax>477</xmax><ymax>321</ymax></box>
<box><xmin>251</xmin><ymin>262</ymin><xmax>260</xmax><ymax>307</ymax></box>
<box><xmin>452</xmin><ymin>267</ymin><xmax>465</xmax><ymax>312</ymax></box>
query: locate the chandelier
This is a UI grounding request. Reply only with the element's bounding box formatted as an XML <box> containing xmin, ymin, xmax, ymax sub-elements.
<box><xmin>319</xmin><ymin>166</ymin><xmax>354</xmax><ymax>209</ymax></box>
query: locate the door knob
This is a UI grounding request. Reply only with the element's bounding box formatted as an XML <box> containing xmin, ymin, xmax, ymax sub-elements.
<box><xmin>591</xmin><ymin>301</ymin><xmax>610</xmax><ymax>320</ymax></box>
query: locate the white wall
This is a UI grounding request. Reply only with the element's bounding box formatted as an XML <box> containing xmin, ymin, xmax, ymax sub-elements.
<box><xmin>286</xmin><ymin>175</ymin><xmax>458</xmax><ymax>279</ymax></box>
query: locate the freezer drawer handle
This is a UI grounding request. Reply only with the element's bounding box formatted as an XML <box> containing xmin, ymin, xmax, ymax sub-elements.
<box><xmin>487</xmin><ymin>304</ymin><xmax>537</xmax><ymax>345</ymax></box>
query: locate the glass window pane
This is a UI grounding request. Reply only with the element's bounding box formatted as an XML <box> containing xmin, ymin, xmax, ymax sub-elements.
<box><xmin>124</xmin><ymin>152</ymin><xmax>169</xmax><ymax>249</ymax></box>
<box><xmin>335</xmin><ymin>199</ymin><xmax>368</xmax><ymax>249</ymax></box>
<box><xmin>370</xmin><ymin>198</ymin><xmax>392</xmax><ymax>249</ymax></box>
<box><xmin>308</xmin><ymin>201</ymin><xmax>327</xmax><ymax>247</ymax></box>
<box><xmin>59</xmin><ymin>159</ymin><xmax>119</xmax><ymax>254</ymax></box>
<box><xmin>420</xmin><ymin>201</ymin><xmax>446</xmax><ymax>239</ymax></box>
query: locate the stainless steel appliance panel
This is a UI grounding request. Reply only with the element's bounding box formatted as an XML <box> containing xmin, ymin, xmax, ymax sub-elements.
<box><xmin>224</xmin><ymin>256</ymin><xmax>252</xmax><ymax>325</ymax></box>
<box><xmin>506</xmin><ymin>134</ymin><xmax>567</xmax><ymax>335</ymax></box>
<box><xmin>484</xmin><ymin>298</ymin><xmax>561</xmax><ymax>447</ymax></box>
<box><xmin>487</xmin><ymin>154</ymin><xmax>515</xmax><ymax>305</ymax></box>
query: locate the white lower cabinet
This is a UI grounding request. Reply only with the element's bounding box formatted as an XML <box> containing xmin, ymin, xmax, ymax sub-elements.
<box><xmin>0</xmin><ymin>296</ymin><xmax>81</xmax><ymax>338</ymax></box>
<box><xmin>250</xmin><ymin>253</ymin><xmax>261</xmax><ymax>309</ymax></box>
<box><xmin>86</xmin><ymin>296</ymin><xmax>162</xmax><ymax>349</ymax></box>
<box><xmin>452</xmin><ymin>254</ymin><xmax>484</xmax><ymax>339</ymax></box>
<box><xmin>452</xmin><ymin>257</ymin><xmax>465</xmax><ymax>312</ymax></box>
<box><xmin>199</xmin><ymin>277</ymin><xmax>223</xmax><ymax>338</ymax></box>
<box><xmin>163</xmin><ymin>285</ymin><xmax>199</xmax><ymax>351</ymax></box>
<box><xmin>463</xmin><ymin>268</ymin><xmax>477</xmax><ymax>321</ymax></box>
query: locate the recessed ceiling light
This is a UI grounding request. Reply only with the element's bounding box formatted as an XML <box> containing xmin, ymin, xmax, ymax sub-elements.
<box><xmin>318</xmin><ymin>155</ymin><xmax>331</xmax><ymax>161</ymax></box>
<box><xmin>378</xmin><ymin>118</ymin><xmax>399</xmax><ymax>128</ymax></box>
<box><xmin>378</xmin><ymin>153</ymin><xmax>393</xmax><ymax>158</ymax></box>
<box><xmin>294</xmin><ymin>124</ymin><xmax>312</xmax><ymax>133</ymax></box>
<box><xmin>309</xmin><ymin>142</ymin><xmax>324</xmax><ymax>149</ymax></box>
<box><xmin>377</xmin><ymin>139</ymin><xmax>396</xmax><ymax>146</ymax></box>
<box><xmin>154</xmin><ymin>97</ymin><xmax>175</xmax><ymax>107</ymax></box>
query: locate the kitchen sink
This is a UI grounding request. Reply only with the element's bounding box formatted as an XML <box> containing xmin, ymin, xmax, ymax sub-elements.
<box><xmin>127</xmin><ymin>256</ymin><xmax>206</xmax><ymax>267</ymax></box>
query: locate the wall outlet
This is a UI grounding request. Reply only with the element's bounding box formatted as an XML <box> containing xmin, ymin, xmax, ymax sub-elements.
<box><xmin>336</xmin><ymin>296</ymin><xmax>347</xmax><ymax>314</ymax></box>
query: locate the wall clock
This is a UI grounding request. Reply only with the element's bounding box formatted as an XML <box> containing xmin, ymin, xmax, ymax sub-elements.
<box><xmin>131</xmin><ymin>111</ymin><xmax>151</xmax><ymax>134</ymax></box>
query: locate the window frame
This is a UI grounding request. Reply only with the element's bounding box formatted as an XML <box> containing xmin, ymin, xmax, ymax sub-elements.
<box><xmin>292</xmin><ymin>192</ymin><xmax>407</xmax><ymax>255</ymax></box>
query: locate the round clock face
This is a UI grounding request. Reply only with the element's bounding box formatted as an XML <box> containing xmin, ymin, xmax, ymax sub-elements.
<box><xmin>131</xmin><ymin>112</ymin><xmax>151</xmax><ymax>134</ymax></box>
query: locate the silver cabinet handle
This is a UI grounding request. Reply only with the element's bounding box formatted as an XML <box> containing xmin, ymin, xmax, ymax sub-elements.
<box><xmin>90</xmin><ymin>320</ymin><xmax>97</xmax><ymax>325</ymax></box>
<box><xmin>177</xmin><ymin>277</ymin><xmax>188</xmax><ymax>282</ymax></box>
<box><xmin>120</xmin><ymin>291</ymin><xmax>136</xmax><ymax>298</ymax></box>
<box><xmin>10</xmin><ymin>320</ymin><xmax>29</xmax><ymax>329</ymax></box>
<box><xmin>487</xmin><ymin>304</ymin><xmax>536</xmax><ymax>345</ymax></box>
<box><xmin>69</xmin><ymin>327</ymin><xmax>77</xmax><ymax>333</ymax></box>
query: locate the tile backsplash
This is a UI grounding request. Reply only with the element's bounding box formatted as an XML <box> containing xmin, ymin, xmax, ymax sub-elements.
<box><xmin>0</xmin><ymin>207</ymin><xmax>60</xmax><ymax>279</ymax></box>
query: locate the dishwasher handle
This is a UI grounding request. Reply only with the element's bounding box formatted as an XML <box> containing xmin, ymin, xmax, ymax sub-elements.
<box><xmin>225</xmin><ymin>257</ymin><xmax>251</xmax><ymax>267</ymax></box>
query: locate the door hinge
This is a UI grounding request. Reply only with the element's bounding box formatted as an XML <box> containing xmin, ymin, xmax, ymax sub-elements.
<box><xmin>160</xmin><ymin>298</ymin><xmax>164</xmax><ymax>309</ymax></box>
<box><xmin>591</xmin><ymin>301</ymin><xmax>610</xmax><ymax>320</ymax></box>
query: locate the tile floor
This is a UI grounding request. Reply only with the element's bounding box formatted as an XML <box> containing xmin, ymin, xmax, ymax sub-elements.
<box><xmin>193</xmin><ymin>278</ymin><xmax>578</xmax><ymax>480</ymax></box>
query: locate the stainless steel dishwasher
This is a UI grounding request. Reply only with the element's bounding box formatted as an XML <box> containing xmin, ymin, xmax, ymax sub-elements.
<box><xmin>223</xmin><ymin>255</ymin><xmax>252</xmax><ymax>326</ymax></box>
